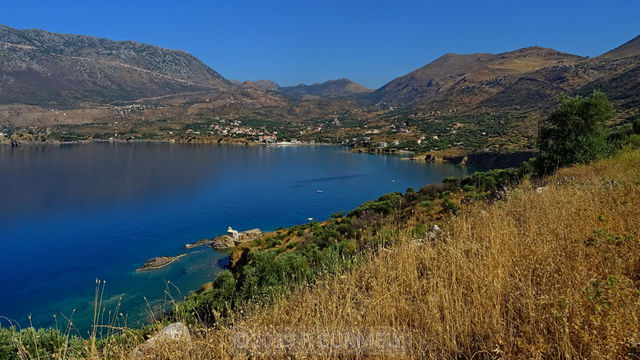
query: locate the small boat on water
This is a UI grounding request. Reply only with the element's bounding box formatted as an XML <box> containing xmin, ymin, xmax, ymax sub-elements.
<box><xmin>317</xmin><ymin>189</ymin><xmax>323</xmax><ymax>193</ymax></box>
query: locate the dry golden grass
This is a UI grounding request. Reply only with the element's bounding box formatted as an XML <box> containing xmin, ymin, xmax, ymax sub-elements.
<box><xmin>117</xmin><ymin>150</ymin><xmax>640</xmax><ymax>359</ymax></box>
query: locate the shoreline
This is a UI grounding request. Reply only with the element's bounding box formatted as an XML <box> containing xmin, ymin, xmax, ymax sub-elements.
<box><xmin>3</xmin><ymin>135</ymin><xmax>534</xmax><ymax>169</ymax></box>
<box><xmin>0</xmin><ymin>137</ymin><xmax>339</xmax><ymax>148</ymax></box>
<box><xmin>136</xmin><ymin>253</ymin><xmax>188</xmax><ymax>271</ymax></box>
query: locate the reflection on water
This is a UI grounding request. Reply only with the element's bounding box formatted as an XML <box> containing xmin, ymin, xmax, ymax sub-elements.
<box><xmin>0</xmin><ymin>143</ymin><xmax>472</xmax><ymax>333</ymax></box>
<box><xmin>0</xmin><ymin>143</ymin><xmax>229</xmax><ymax>221</ymax></box>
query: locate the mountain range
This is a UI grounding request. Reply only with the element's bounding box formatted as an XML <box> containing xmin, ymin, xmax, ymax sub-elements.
<box><xmin>0</xmin><ymin>24</ymin><xmax>233</xmax><ymax>106</ymax></box>
<box><xmin>0</xmin><ymin>24</ymin><xmax>638</xmax><ymax>127</ymax></box>
<box><xmin>372</xmin><ymin>36</ymin><xmax>640</xmax><ymax>114</ymax></box>
<box><xmin>230</xmin><ymin>78</ymin><xmax>372</xmax><ymax>100</ymax></box>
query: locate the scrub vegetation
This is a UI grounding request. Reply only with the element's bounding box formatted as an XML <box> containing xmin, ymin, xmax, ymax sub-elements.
<box><xmin>2</xmin><ymin>92</ymin><xmax>640</xmax><ymax>359</ymax></box>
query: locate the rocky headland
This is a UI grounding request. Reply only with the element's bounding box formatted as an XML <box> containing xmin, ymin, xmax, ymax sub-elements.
<box><xmin>136</xmin><ymin>254</ymin><xmax>188</xmax><ymax>271</ymax></box>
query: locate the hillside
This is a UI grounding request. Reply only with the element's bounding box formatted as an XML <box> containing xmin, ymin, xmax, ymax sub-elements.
<box><xmin>146</xmin><ymin>148</ymin><xmax>640</xmax><ymax>359</ymax></box>
<box><xmin>279</xmin><ymin>78</ymin><xmax>372</xmax><ymax>99</ymax></box>
<box><xmin>0</xmin><ymin>27</ymin><xmax>638</xmax><ymax>156</ymax></box>
<box><xmin>370</xmin><ymin>47</ymin><xmax>585</xmax><ymax>108</ymax></box>
<box><xmin>0</xmin><ymin>24</ymin><xmax>231</xmax><ymax>106</ymax></box>
<box><xmin>370</xmin><ymin>38</ymin><xmax>640</xmax><ymax>117</ymax></box>
<box><xmin>238</xmin><ymin>79</ymin><xmax>281</xmax><ymax>92</ymax></box>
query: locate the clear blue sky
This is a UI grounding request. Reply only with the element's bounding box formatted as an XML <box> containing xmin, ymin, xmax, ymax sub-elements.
<box><xmin>2</xmin><ymin>0</ymin><xmax>639</xmax><ymax>88</ymax></box>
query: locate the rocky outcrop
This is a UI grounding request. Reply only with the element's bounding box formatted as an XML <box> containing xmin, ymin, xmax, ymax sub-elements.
<box><xmin>413</xmin><ymin>225</ymin><xmax>446</xmax><ymax>246</ymax></box>
<box><xmin>211</xmin><ymin>235</ymin><xmax>236</xmax><ymax>249</ymax></box>
<box><xmin>136</xmin><ymin>254</ymin><xmax>187</xmax><ymax>271</ymax></box>
<box><xmin>184</xmin><ymin>237</ymin><xmax>213</xmax><ymax>249</ymax></box>
<box><xmin>425</xmin><ymin>225</ymin><xmax>445</xmax><ymax>241</ymax></box>
<box><xmin>211</xmin><ymin>228</ymin><xmax>262</xmax><ymax>249</ymax></box>
<box><xmin>424</xmin><ymin>150</ymin><xmax>536</xmax><ymax>169</ymax></box>
<box><xmin>132</xmin><ymin>322</ymin><xmax>191</xmax><ymax>358</ymax></box>
<box><xmin>456</xmin><ymin>151</ymin><xmax>536</xmax><ymax>169</ymax></box>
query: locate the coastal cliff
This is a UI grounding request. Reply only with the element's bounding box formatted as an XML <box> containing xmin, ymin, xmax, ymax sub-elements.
<box><xmin>423</xmin><ymin>150</ymin><xmax>536</xmax><ymax>169</ymax></box>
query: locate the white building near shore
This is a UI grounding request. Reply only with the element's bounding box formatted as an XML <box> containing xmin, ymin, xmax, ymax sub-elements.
<box><xmin>227</xmin><ymin>226</ymin><xmax>239</xmax><ymax>239</ymax></box>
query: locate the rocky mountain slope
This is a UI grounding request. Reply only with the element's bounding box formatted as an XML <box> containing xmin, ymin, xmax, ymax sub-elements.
<box><xmin>0</xmin><ymin>24</ymin><xmax>232</xmax><ymax>106</ymax></box>
<box><xmin>237</xmin><ymin>79</ymin><xmax>281</xmax><ymax>92</ymax></box>
<box><xmin>370</xmin><ymin>36</ymin><xmax>640</xmax><ymax>115</ymax></box>
<box><xmin>580</xmin><ymin>35</ymin><xmax>640</xmax><ymax>109</ymax></box>
<box><xmin>0</xmin><ymin>24</ymin><xmax>637</xmax><ymax>138</ymax></box>
<box><xmin>370</xmin><ymin>47</ymin><xmax>585</xmax><ymax>108</ymax></box>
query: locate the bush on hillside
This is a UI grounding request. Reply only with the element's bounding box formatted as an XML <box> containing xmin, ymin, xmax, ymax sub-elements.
<box><xmin>536</xmin><ymin>90</ymin><xmax>614</xmax><ymax>173</ymax></box>
<box><xmin>348</xmin><ymin>192</ymin><xmax>403</xmax><ymax>217</ymax></box>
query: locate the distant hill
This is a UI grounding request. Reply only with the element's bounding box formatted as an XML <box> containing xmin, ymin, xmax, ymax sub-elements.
<box><xmin>229</xmin><ymin>78</ymin><xmax>371</xmax><ymax>99</ymax></box>
<box><xmin>279</xmin><ymin>78</ymin><xmax>372</xmax><ymax>99</ymax></box>
<box><xmin>0</xmin><ymin>24</ymin><xmax>232</xmax><ymax>106</ymax></box>
<box><xmin>369</xmin><ymin>37</ymin><xmax>640</xmax><ymax>115</ymax></box>
<box><xmin>239</xmin><ymin>80</ymin><xmax>281</xmax><ymax>92</ymax></box>
<box><xmin>1</xmin><ymin>24</ymin><xmax>637</xmax><ymax>132</ymax></box>
<box><xmin>370</xmin><ymin>47</ymin><xmax>584</xmax><ymax>108</ymax></box>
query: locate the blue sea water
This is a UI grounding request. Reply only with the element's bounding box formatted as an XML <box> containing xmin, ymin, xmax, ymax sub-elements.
<box><xmin>0</xmin><ymin>143</ymin><xmax>472</xmax><ymax>333</ymax></box>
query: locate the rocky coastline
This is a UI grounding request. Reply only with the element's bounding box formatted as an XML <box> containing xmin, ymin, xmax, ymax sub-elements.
<box><xmin>211</xmin><ymin>228</ymin><xmax>262</xmax><ymax>249</ymax></box>
<box><xmin>413</xmin><ymin>149</ymin><xmax>537</xmax><ymax>169</ymax></box>
<box><xmin>136</xmin><ymin>254</ymin><xmax>188</xmax><ymax>271</ymax></box>
<box><xmin>184</xmin><ymin>237</ymin><xmax>213</xmax><ymax>249</ymax></box>
<box><xmin>138</xmin><ymin>228</ymin><xmax>263</xmax><ymax>272</ymax></box>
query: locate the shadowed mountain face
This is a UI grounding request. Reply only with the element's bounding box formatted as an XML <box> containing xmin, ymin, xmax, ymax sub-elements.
<box><xmin>0</xmin><ymin>24</ymin><xmax>232</xmax><ymax>106</ymax></box>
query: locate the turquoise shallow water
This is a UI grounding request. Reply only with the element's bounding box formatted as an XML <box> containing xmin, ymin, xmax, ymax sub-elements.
<box><xmin>0</xmin><ymin>143</ymin><xmax>472</xmax><ymax>334</ymax></box>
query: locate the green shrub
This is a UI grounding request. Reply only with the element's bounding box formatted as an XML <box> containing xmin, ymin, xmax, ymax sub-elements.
<box><xmin>0</xmin><ymin>326</ymin><xmax>84</xmax><ymax>360</ymax></box>
<box><xmin>462</xmin><ymin>184</ymin><xmax>477</xmax><ymax>193</ymax></box>
<box><xmin>628</xmin><ymin>134</ymin><xmax>640</xmax><ymax>149</ymax></box>
<box><xmin>348</xmin><ymin>192</ymin><xmax>402</xmax><ymax>217</ymax></box>
<box><xmin>0</xmin><ymin>327</ymin><xmax>16</xmax><ymax>360</ymax></box>
<box><xmin>411</xmin><ymin>223</ymin><xmax>428</xmax><ymax>238</ymax></box>
<box><xmin>439</xmin><ymin>190</ymin><xmax>451</xmax><ymax>199</ymax></box>
<box><xmin>536</xmin><ymin>90</ymin><xmax>614</xmax><ymax>174</ymax></box>
<box><xmin>442</xmin><ymin>199</ymin><xmax>458</xmax><ymax>214</ymax></box>
<box><xmin>442</xmin><ymin>177</ymin><xmax>461</xmax><ymax>188</ymax></box>
<box><xmin>419</xmin><ymin>200</ymin><xmax>434</xmax><ymax>209</ymax></box>
<box><xmin>608</xmin><ymin>123</ymin><xmax>634</xmax><ymax>141</ymax></box>
<box><xmin>286</xmin><ymin>241</ymin><xmax>298</xmax><ymax>249</ymax></box>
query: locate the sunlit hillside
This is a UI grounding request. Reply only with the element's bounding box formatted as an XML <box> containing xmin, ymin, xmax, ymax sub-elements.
<box><xmin>120</xmin><ymin>148</ymin><xmax>640</xmax><ymax>359</ymax></box>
